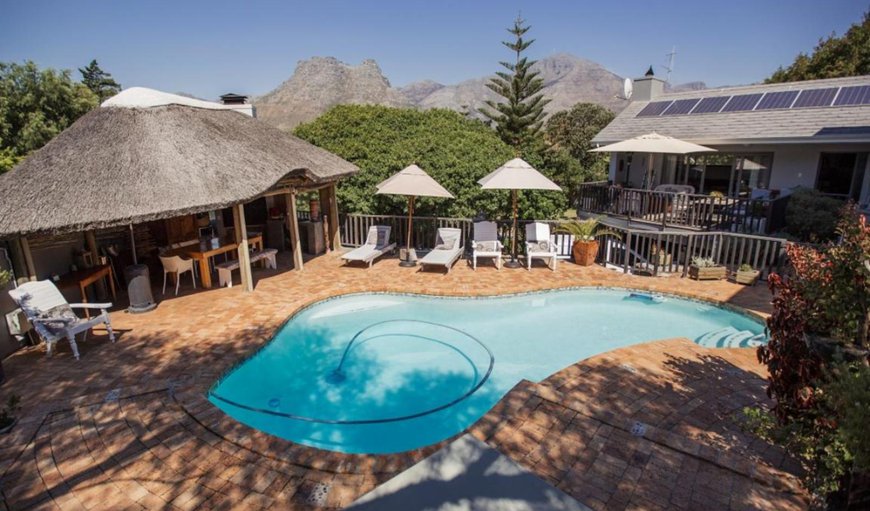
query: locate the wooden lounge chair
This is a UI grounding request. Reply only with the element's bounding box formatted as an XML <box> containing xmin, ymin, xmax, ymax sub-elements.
<box><xmin>525</xmin><ymin>222</ymin><xmax>558</xmax><ymax>271</ymax></box>
<box><xmin>8</xmin><ymin>280</ymin><xmax>115</xmax><ymax>360</ymax></box>
<box><xmin>471</xmin><ymin>221</ymin><xmax>503</xmax><ymax>270</ymax></box>
<box><xmin>419</xmin><ymin>228</ymin><xmax>463</xmax><ymax>273</ymax></box>
<box><xmin>342</xmin><ymin>226</ymin><xmax>396</xmax><ymax>267</ymax></box>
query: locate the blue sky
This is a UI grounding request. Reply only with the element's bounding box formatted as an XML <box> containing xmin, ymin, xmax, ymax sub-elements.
<box><xmin>1</xmin><ymin>0</ymin><xmax>865</xmax><ymax>100</ymax></box>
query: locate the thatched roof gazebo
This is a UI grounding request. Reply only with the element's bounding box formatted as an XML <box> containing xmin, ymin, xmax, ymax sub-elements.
<box><xmin>0</xmin><ymin>88</ymin><xmax>359</xmax><ymax>291</ymax></box>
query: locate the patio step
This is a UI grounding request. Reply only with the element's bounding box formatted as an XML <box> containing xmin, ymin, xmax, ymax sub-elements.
<box><xmin>696</xmin><ymin>327</ymin><xmax>766</xmax><ymax>348</ymax></box>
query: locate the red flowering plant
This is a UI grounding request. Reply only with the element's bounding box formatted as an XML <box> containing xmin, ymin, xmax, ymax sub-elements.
<box><xmin>750</xmin><ymin>204</ymin><xmax>870</xmax><ymax>506</ymax></box>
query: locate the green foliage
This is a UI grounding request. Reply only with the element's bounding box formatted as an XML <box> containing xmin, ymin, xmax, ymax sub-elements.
<box><xmin>767</xmin><ymin>10</ymin><xmax>870</xmax><ymax>83</ymax></box>
<box><xmin>479</xmin><ymin>16</ymin><xmax>550</xmax><ymax>147</ymax></box>
<box><xmin>691</xmin><ymin>256</ymin><xmax>718</xmax><ymax>268</ymax></box>
<box><xmin>784</xmin><ymin>187</ymin><xmax>843</xmax><ymax>242</ymax></box>
<box><xmin>825</xmin><ymin>363</ymin><xmax>870</xmax><ymax>473</ymax></box>
<box><xmin>738</xmin><ymin>263</ymin><xmax>754</xmax><ymax>272</ymax></box>
<box><xmin>545</xmin><ymin>103</ymin><xmax>615</xmax><ymax>204</ymax></box>
<box><xmin>555</xmin><ymin>217</ymin><xmax>617</xmax><ymax>241</ymax></box>
<box><xmin>79</xmin><ymin>59</ymin><xmax>121</xmax><ymax>102</ymax></box>
<box><xmin>0</xmin><ymin>61</ymin><xmax>99</xmax><ymax>173</ymax></box>
<box><xmin>0</xmin><ymin>269</ymin><xmax>10</xmax><ymax>287</ymax></box>
<box><xmin>294</xmin><ymin>105</ymin><xmax>566</xmax><ymax>220</ymax></box>
<box><xmin>742</xmin><ymin>405</ymin><xmax>850</xmax><ymax>504</ymax></box>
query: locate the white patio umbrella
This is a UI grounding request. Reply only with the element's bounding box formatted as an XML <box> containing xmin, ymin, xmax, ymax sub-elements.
<box><xmin>478</xmin><ymin>158</ymin><xmax>561</xmax><ymax>268</ymax></box>
<box><xmin>376</xmin><ymin>164</ymin><xmax>454</xmax><ymax>267</ymax></box>
<box><xmin>590</xmin><ymin>132</ymin><xmax>716</xmax><ymax>189</ymax></box>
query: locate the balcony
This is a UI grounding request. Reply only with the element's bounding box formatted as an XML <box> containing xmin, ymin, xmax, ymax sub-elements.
<box><xmin>576</xmin><ymin>183</ymin><xmax>790</xmax><ymax>234</ymax></box>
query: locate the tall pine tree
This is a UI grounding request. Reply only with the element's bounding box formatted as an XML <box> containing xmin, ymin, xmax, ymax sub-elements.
<box><xmin>79</xmin><ymin>59</ymin><xmax>121</xmax><ymax>102</ymax></box>
<box><xmin>480</xmin><ymin>16</ymin><xmax>550</xmax><ymax>148</ymax></box>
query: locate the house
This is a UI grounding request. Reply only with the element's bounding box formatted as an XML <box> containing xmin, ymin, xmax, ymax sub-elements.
<box><xmin>583</xmin><ymin>71</ymin><xmax>870</xmax><ymax>233</ymax></box>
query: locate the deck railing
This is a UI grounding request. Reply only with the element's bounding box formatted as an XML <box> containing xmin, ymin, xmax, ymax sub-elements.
<box><xmin>342</xmin><ymin>213</ymin><xmax>788</xmax><ymax>278</ymax></box>
<box><xmin>576</xmin><ymin>183</ymin><xmax>790</xmax><ymax>234</ymax></box>
<box><xmin>597</xmin><ymin>227</ymin><xmax>788</xmax><ymax>278</ymax></box>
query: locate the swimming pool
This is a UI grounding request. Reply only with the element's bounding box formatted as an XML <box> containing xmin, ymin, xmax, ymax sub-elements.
<box><xmin>208</xmin><ymin>289</ymin><xmax>766</xmax><ymax>454</ymax></box>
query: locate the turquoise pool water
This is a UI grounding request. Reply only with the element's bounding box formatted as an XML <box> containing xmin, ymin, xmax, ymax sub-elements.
<box><xmin>209</xmin><ymin>289</ymin><xmax>765</xmax><ymax>454</ymax></box>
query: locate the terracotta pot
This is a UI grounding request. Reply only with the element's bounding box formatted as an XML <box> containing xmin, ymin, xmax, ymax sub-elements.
<box><xmin>309</xmin><ymin>199</ymin><xmax>321</xmax><ymax>221</ymax></box>
<box><xmin>572</xmin><ymin>239</ymin><xmax>599</xmax><ymax>266</ymax></box>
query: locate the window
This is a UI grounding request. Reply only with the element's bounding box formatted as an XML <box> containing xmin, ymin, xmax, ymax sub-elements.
<box><xmin>816</xmin><ymin>153</ymin><xmax>859</xmax><ymax>198</ymax></box>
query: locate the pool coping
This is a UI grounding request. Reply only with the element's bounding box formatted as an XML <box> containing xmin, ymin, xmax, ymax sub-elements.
<box><xmin>172</xmin><ymin>284</ymin><xmax>771</xmax><ymax>479</ymax></box>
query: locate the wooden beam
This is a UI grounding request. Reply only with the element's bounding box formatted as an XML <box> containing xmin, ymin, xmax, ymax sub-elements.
<box><xmin>7</xmin><ymin>238</ymin><xmax>30</xmax><ymax>285</ymax></box>
<box><xmin>327</xmin><ymin>182</ymin><xmax>342</xmax><ymax>251</ymax></box>
<box><xmin>19</xmin><ymin>237</ymin><xmax>37</xmax><ymax>282</ymax></box>
<box><xmin>318</xmin><ymin>187</ymin><xmax>331</xmax><ymax>252</ymax></box>
<box><xmin>85</xmin><ymin>230</ymin><xmax>107</xmax><ymax>298</ymax></box>
<box><xmin>233</xmin><ymin>204</ymin><xmax>254</xmax><ymax>292</ymax></box>
<box><xmin>286</xmin><ymin>191</ymin><xmax>304</xmax><ymax>270</ymax></box>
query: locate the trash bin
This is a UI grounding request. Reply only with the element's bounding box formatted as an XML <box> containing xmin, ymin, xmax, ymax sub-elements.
<box><xmin>124</xmin><ymin>264</ymin><xmax>156</xmax><ymax>313</ymax></box>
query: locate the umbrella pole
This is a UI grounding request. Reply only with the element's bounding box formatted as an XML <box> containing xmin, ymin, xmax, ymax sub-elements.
<box><xmin>505</xmin><ymin>189</ymin><xmax>521</xmax><ymax>269</ymax></box>
<box><xmin>400</xmin><ymin>195</ymin><xmax>417</xmax><ymax>267</ymax></box>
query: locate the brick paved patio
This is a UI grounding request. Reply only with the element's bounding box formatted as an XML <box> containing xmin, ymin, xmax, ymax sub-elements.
<box><xmin>0</xmin><ymin>252</ymin><xmax>806</xmax><ymax>510</ymax></box>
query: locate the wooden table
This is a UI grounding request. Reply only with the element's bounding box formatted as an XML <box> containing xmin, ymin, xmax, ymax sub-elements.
<box><xmin>57</xmin><ymin>265</ymin><xmax>116</xmax><ymax>318</ymax></box>
<box><xmin>165</xmin><ymin>235</ymin><xmax>263</xmax><ymax>289</ymax></box>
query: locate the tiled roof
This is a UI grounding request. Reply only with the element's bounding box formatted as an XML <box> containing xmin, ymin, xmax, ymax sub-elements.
<box><xmin>592</xmin><ymin>75</ymin><xmax>870</xmax><ymax>145</ymax></box>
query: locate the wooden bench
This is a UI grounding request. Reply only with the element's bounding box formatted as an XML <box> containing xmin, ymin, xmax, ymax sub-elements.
<box><xmin>216</xmin><ymin>249</ymin><xmax>278</xmax><ymax>288</ymax></box>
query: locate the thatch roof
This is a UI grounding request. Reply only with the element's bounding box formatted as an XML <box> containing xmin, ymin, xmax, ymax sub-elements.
<box><xmin>0</xmin><ymin>91</ymin><xmax>358</xmax><ymax>238</ymax></box>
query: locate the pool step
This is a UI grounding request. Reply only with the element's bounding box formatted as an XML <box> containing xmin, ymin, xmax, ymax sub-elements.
<box><xmin>696</xmin><ymin>327</ymin><xmax>766</xmax><ymax>348</ymax></box>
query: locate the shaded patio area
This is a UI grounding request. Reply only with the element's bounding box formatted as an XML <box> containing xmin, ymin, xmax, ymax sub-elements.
<box><xmin>0</xmin><ymin>254</ymin><xmax>804</xmax><ymax>510</ymax></box>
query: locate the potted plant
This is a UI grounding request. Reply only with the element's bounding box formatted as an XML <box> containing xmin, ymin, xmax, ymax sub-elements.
<box><xmin>0</xmin><ymin>395</ymin><xmax>20</xmax><ymax>434</ymax></box>
<box><xmin>556</xmin><ymin>218</ymin><xmax>617</xmax><ymax>266</ymax></box>
<box><xmin>688</xmin><ymin>256</ymin><xmax>727</xmax><ymax>280</ymax></box>
<box><xmin>735</xmin><ymin>263</ymin><xmax>760</xmax><ymax>285</ymax></box>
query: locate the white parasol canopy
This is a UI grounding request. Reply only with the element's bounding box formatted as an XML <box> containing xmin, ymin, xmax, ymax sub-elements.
<box><xmin>376</xmin><ymin>164</ymin><xmax>454</xmax><ymax>266</ymax></box>
<box><xmin>376</xmin><ymin>164</ymin><xmax>454</xmax><ymax>198</ymax></box>
<box><xmin>589</xmin><ymin>132</ymin><xmax>716</xmax><ymax>155</ymax></box>
<box><xmin>478</xmin><ymin>158</ymin><xmax>561</xmax><ymax>268</ymax></box>
<box><xmin>478</xmin><ymin>158</ymin><xmax>562</xmax><ymax>191</ymax></box>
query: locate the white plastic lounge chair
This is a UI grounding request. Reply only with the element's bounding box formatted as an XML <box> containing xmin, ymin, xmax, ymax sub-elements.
<box><xmin>525</xmin><ymin>222</ymin><xmax>558</xmax><ymax>271</ymax></box>
<box><xmin>471</xmin><ymin>221</ymin><xmax>503</xmax><ymax>270</ymax></box>
<box><xmin>342</xmin><ymin>226</ymin><xmax>396</xmax><ymax>267</ymax></box>
<box><xmin>419</xmin><ymin>228</ymin><xmax>463</xmax><ymax>273</ymax></box>
<box><xmin>8</xmin><ymin>280</ymin><xmax>115</xmax><ymax>360</ymax></box>
<box><xmin>159</xmin><ymin>255</ymin><xmax>197</xmax><ymax>295</ymax></box>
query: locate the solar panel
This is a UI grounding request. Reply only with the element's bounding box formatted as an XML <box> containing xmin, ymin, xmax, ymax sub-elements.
<box><xmin>755</xmin><ymin>90</ymin><xmax>799</xmax><ymax>110</ymax></box>
<box><xmin>833</xmin><ymin>85</ymin><xmax>870</xmax><ymax>106</ymax></box>
<box><xmin>721</xmin><ymin>93</ymin><xmax>763</xmax><ymax>112</ymax></box>
<box><xmin>636</xmin><ymin>101</ymin><xmax>673</xmax><ymax>117</ymax></box>
<box><xmin>662</xmin><ymin>98</ymin><xmax>700</xmax><ymax>116</ymax></box>
<box><xmin>690</xmin><ymin>96</ymin><xmax>729</xmax><ymax>114</ymax></box>
<box><xmin>792</xmin><ymin>88</ymin><xmax>838</xmax><ymax>108</ymax></box>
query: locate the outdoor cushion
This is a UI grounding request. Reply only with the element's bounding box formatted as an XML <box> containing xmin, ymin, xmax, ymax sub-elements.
<box><xmin>437</xmin><ymin>231</ymin><xmax>460</xmax><ymax>250</ymax></box>
<box><xmin>475</xmin><ymin>240</ymin><xmax>500</xmax><ymax>252</ymax></box>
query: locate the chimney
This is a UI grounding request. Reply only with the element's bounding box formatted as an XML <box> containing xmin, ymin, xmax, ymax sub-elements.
<box><xmin>632</xmin><ymin>66</ymin><xmax>665</xmax><ymax>102</ymax></box>
<box><xmin>219</xmin><ymin>93</ymin><xmax>256</xmax><ymax>117</ymax></box>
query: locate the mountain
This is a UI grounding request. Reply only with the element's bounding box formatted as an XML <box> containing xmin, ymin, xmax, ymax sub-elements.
<box><xmin>255</xmin><ymin>57</ymin><xmax>411</xmax><ymax>130</ymax></box>
<box><xmin>254</xmin><ymin>54</ymin><xmax>705</xmax><ymax>130</ymax></box>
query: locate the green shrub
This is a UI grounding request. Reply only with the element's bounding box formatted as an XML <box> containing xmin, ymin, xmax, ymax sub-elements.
<box><xmin>784</xmin><ymin>188</ymin><xmax>844</xmax><ymax>242</ymax></box>
<box><xmin>294</xmin><ymin>105</ymin><xmax>568</xmax><ymax>220</ymax></box>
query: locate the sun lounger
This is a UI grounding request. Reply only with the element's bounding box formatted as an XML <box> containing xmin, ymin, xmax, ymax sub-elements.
<box><xmin>8</xmin><ymin>280</ymin><xmax>115</xmax><ymax>360</ymax></box>
<box><xmin>419</xmin><ymin>228</ymin><xmax>463</xmax><ymax>273</ymax></box>
<box><xmin>471</xmin><ymin>221</ymin><xmax>503</xmax><ymax>270</ymax></box>
<box><xmin>342</xmin><ymin>226</ymin><xmax>396</xmax><ymax>267</ymax></box>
